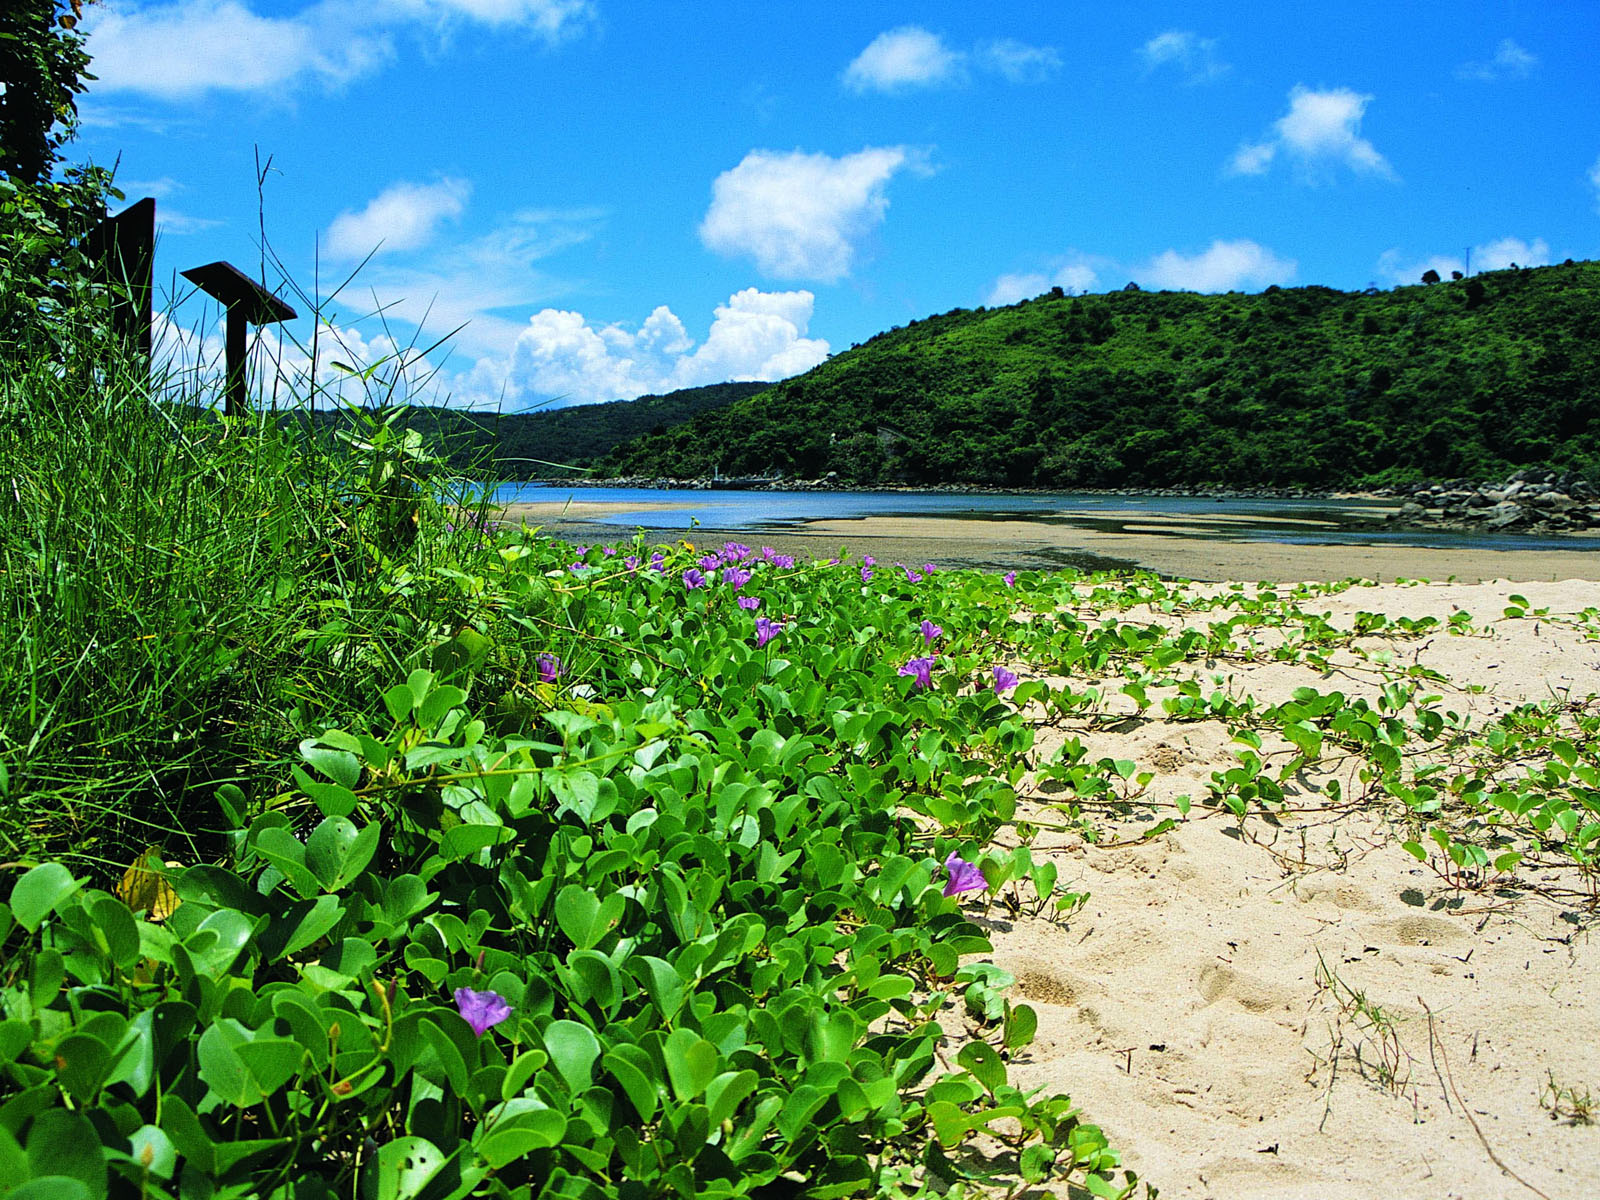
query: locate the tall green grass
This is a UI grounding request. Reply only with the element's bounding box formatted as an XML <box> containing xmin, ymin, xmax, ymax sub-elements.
<box><xmin>0</xmin><ymin>315</ymin><xmax>494</xmax><ymax>873</ymax></box>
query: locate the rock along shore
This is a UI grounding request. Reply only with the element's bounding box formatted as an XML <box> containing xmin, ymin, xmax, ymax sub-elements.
<box><xmin>1380</xmin><ymin>467</ymin><xmax>1600</xmax><ymax>535</ymax></box>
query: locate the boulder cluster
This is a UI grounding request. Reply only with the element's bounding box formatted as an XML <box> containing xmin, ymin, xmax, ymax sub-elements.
<box><xmin>1384</xmin><ymin>469</ymin><xmax>1600</xmax><ymax>534</ymax></box>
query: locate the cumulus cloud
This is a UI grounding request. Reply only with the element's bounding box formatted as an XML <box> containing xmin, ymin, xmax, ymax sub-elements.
<box><xmin>1135</xmin><ymin>240</ymin><xmax>1296</xmax><ymax>292</ymax></box>
<box><xmin>326</xmin><ymin>178</ymin><xmax>471</xmax><ymax>259</ymax></box>
<box><xmin>984</xmin><ymin>260</ymin><xmax>1098</xmax><ymax>306</ymax></box>
<box><xmin>1456</xmin><ymin>38</ymin><xmax>1537</xmax><ymax>82</ymax></box>
<box><xmin>699</xmin><ymin>147</ymin><xmax>927</xmax><ymax>282</ymax></box>
<box><xmin>1376</xmin><ymin>235</ymin><xmax>1551</xmax><ymax>285</ymax></box>
<box><xmin>1228</xmin><ymin>86</ymin><xmax>1394</xmax><ymax>181</ymax></box>
<box><xmin>455</xmin><ymin>289</ymin><xmax>829</xmax><ymax>409</ymax></box>
<box><xmin>82</xmin><ymin>0</ymin><xmax>592</xmax><ymax>100</ymax></box>
<box><xmin>1139</xmin><ymin>30</ymin><xmax>1228</xmax><ymax>83</ymax></box>
<box><xmin>843</xmin><ymin>26</ymin><xmax>964</xmax><ymax>93</ymax></box>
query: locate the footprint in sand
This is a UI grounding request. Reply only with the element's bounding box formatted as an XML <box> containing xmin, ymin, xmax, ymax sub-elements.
<box><xmin>1362</xmin><ymin>914</ymin><xmax>1466</xmax><ymax>948</ymax></box>
<box><xmin>1196</xmin><ymin>963</ymin><xmax>1296</xmax><ymax>1014</ymax></box>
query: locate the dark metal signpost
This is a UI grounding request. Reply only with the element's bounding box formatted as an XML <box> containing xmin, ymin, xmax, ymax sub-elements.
<box><xmin>84</xmin><ymin>197</ymin><xmax>156</xmax><ymax>359</ymax></box>
<box><xmin>180</xmin><ymin>261</ymin><xmax>297</xmax><ymax>416</ymax></box>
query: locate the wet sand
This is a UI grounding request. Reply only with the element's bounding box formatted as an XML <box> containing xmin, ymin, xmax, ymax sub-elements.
<box><xmin>498</xmin><ymin>499</ymin><xmax>1600</xmax><ymax>583</ymax></box>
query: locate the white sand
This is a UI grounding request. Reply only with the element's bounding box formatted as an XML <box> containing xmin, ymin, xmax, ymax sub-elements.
<box><xmin>982</xmin><ymin>579</ymin><xmax>1599</xmax><ymax>1199</ymax></box>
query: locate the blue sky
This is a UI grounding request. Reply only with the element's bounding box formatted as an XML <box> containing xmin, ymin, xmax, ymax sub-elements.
<box><xmin>72</xmin><ymin>1</ymin><xmax>1600</xmax><ymax>410</ymax></box>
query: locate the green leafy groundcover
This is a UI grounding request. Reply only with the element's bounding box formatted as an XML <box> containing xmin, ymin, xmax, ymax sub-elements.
<box><xmin>0</xmin><ymin>536</ymin><xmax>1147</xmax><ymax>1200</ymax></box>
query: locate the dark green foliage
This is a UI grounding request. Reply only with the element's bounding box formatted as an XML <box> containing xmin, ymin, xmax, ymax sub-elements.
<box><xmin>0</xmin><ymin>0</ymin><xmax>118</xmax><ymax>353</ymax></box>
<box><xmin>294</xmin><ymin>382</ymin><xmax>768</xmax><ymax>480</ymax></box>
<box><xmin>599</xmin><ymin>263</ymin><xmax>1600</xmax><ymax>489</ymax></box>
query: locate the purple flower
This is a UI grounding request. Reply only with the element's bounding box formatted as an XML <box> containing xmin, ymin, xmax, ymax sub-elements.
<box><xmin>922</xmin><ymin>563</ymin><xmax>936</xmax><ymax>576</ymax></box>
<box><xmin>920</xmin><ymin>619</ymin><xmax>942</xmax><ymax>646</ymax></box>
<box><xmin>898</xmin><ymin>656</ymin><xmax>934</xmax><ymax>690</ymax></box>
<box><xmin>737</xmin><ymin>595</ymin><xmax>761</xmax><ymax>611</ymax></box>
<box><xmin>754</xmin><ymin>616</ymin><xmax>781</xmax><ymax>648</ymax></box>
<box><xmin>624</xmin><ymin>555</ymin><xmax>640</xmax><ymax>572</ymax></box>
<box><xmin>903</xmin><ymin>567</ymin><xmax>923</xmax><ymax>584</ymax></box>
<box><xmin>861</xmin><ymin>565</ymin><xmax>874</xmax><ymax>583</ymax></box>
<box><xmin>454</xmin><ymin>987</ymin><xmax>512</xmax><ymax>1036</ymax></box>
<box><xmin>1003</xmin><ymin>571</ymin><xmax>1016</xmax><ymax>587</ymax></box>
<box><xmin>760</xmin><ymin>546</ymin><xmax>777</xmax><ymax>561</ymax></box>
<box><xmin>942</xmin><ymin>853</ymin><xmax>987</xmax><ymax>898</ymax></box>
<box><xmin>569</xmin><ymin>561</ymin><xmax>586</xmax><ymax>572</ymax></box>
<box><xmin>537</xmin><ymin>653</ymin><xmax>563</xmax><ymax>684</ymax></box>
<box><xmin>603</xmin><ymin>546</ymin><xmax>617</xmax><ymax>557</ymax></box>
<box><xmin>863</xmin><ymin>556</ymin><xmax>875</xmax><ymax>567</ymax></box>
<box><xmin>650</xmin><ymin>552</ymin><xmax>666</xmax><ymax>573</ymax></box>
<box><xmin>445</xmin><ymin>522</ymin><xmax>456</xmax><ymax>533</ymax></box>
<box><xmin>698</xmin><ymin>554</ymin><xmax>721</xmax><ymax>572</ymax></box>
<box><xmin>723</xmin><ymin>566</ymin><xmax>752</xmax><ymax>590</ymax></box>
<box><xmin>992</xmin><ymin>666</ymin><xmax>1019</xmax><ymax>696</ymax></box>
<box><xmin>574</xmin><ymin>545</ymin><xmax>589</xmax><ymax>557</ymax></box>
<box><xmin>722</xmin><ymin>542</ymin><xmax>752</xmax><ymax>563</ymax></box>
<box><xmin>682</xmin><ymin>568</ymin><xmax>707</xmax><ymax>590</ymax></box>
<box><xmin>770</xmin><ymin>553</ymin><xmax>795</xmax><ymax>569</ymax></box>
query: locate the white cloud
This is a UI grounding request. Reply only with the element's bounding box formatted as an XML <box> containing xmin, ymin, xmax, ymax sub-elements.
<box><xmin>842</xmin><ymin>26</ymin><xmax>965</xmax><ymax>93</ymax></box>
<box><xmin>1457</xmin><ymin>38</ymin><xmax>1537</xmax><ymax>82</ymax></box>
<box><xmin>1589</xmin><ymin>154</ymin><xmax>1600</xmax><ymax>213</ymax></box>
<box><xmin>457</xmin><ymin>288</ymin><xmax>830</xmax><ymax>409</ymax></box>
<box><xmin>1229</xmin><ymin>86</ymin><xmax>1393</xmax><ymax>181</ymax></box>
<box><xmin>1376</xmin><ymin>235</ymin><xmax>1551</xmax><ymax>285</ymax></box>
<box><xmin>1140</xmin><ymin>30</ymin><xmax>1228</xmax><ymax>83</ymax></box>
<box><xmin>1472</xmin><ymin>236</ymin><xmax>1549</xmax><ymax>271</ymax></box>
<box><xmin>1135</xmin><ymin>239</ymin><xmax>1296</xmax><ymax>292</ymax></box>
<box><xmin>82</xmin><ymin>0</ymin><xmax>592</xmax><ymax>100</ymax></box>
<box><xmin>977</xmin><ymin>39</ymin><xmax>1061</xmax><ymax>84</ymax></box>
<box><xmin>326</xmin><ymin>178</ymin><xmax>471</xmax><ymax>259</ymax></box>
<box><xmin>699</xmin><ymin>147</ymin><xmax>927</xmax><ymax>282</ymax></box>
<box><xmin>1228</xmin><ymin>141</ymin><xmax>1276</xmax><ymax>176</ymax></box>
<box><xmin>842</xmin><ymin>28</ymin><xmax>1059</xmax><ymax>92</ymax></box>
<box><xmin>985</xmin><ymin>260</ymin><xmax>1097</xmax><ymax>306</ymax></box>
<box><xmin>332</xmin><ymin>206</ymin><xmax>607</xmax><ymax>358</ymax></box>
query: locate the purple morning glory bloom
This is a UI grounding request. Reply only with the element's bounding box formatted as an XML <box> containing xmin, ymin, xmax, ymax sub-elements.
<box><xmin>920</xmin><ymin>619</ymin><xmax>942</xmax><ymax>646</ymax></box>
<box><xmin>723</xmin><ymin>566</ymin><xmax>752</xmax><ymax>590</ymax></box>
<box><xmin>922</xmin><ymin>563</ymin><xmax>936</xmax><ymax>575</ymax></box>
<box><xmin>683</xmin><ymin>568</ymin><xmax>707</xmax><ymax>590</ymax></box>
<box><xmin>737</xmin><ymin>595</ymin><xmax>761</xmax><ymax>611</ymax></box>
<box><xmin>993</xmin><ymin>666</ymin><xmax>1019</xmax><ymax>695</ymax></box>
<box><xmin>573</xmin><ymin>545</ymin><xmax>589</xmax><ymax>557</ymax></box>
<box><xmin>454</xmin><ymin>987</ymin><xmax>512</xmax><ymax>1036</ymax></box>
<box><xmin>698</xmin><ymin>554</ymin><xmax>721</xmax><ymax>572</ymax></box>
<box><xmin>1003</xmin><ymin>571</ymin><xmax>1016</xmax><ymax>587</ymax></box>
<box><xmin>942</xmin><ymin>853</ymin><xmax>987</xmax><ymax>897</ymax></box>
<box><xmin>537</xmin><ymin>653</ymin><xmax>563</xmax><ymax>684</ymax></box>
<box><xmin>722</xmin><ymin>542</ymin><xmax>752</xmax><ymax>563</ymax></box>
<box><xmin>898</xmin><ymin>656</ymin><xmax>934</xmax><ymax>690</ymax></box>
<box><xmin>603</xmin><ymin>546</ymin><xmax>617</xmax><ymax>557</ymax></box>
<box><xmin>569</xmin><ymin>561</ymin><xmax>586</xmax><ymax>572</ymax></box>
<box><xmin>625</xmin><ymin>555</ymin><xmax>640</xmax><ymax>571</ymax></box>
<box><xmin>760</xmin><ymin>546</ymin><xmax>777</xmax><ymax>561</ymax></box>
<box><xmin>445</xmin><ymin>522</ymin><xmax>456</xmax><ymax>533</ymax></box>
<box><xmin>903</xmin><ymin>567</ymin><xmax>924</xmax><ymax>584</ymax></box>
<box><xmin>650</xmin><ymin>552</ymin><xmax>666</xmax><ymax>573</ymax></box>
<box><xmin>770</xmin><ymin>554</ymin><xmax>795</xmax><ymax>569</ymax></box>
<box><xmin>754</xmin><ymin>616</ymin><xmax>781</xmax><ymax>648</ymax></box>
<box><xmin>861</xmin><ymin>565</ymin><xmax>874</xmax><ymax>583</ymax></box>
<box><xmin>863</xmin><ymin>556</ymin><xmax>875</xmax><ymax>567</ymax></box>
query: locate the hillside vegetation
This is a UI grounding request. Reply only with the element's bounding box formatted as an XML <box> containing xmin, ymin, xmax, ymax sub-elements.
<box><xmin>299</xmin><ymin>381</ymin><xmax>767</xmax><ymax>478</ymax></box>
<box><xmin>597</xmin><ymin>262</ymin><xmax>1600</xmax><ymax>489</ymax></box>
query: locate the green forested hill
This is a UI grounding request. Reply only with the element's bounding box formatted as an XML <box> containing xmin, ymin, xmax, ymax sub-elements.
<box><xmin>297</xmin><ymin>380</ymin><xmax>768</xmax><ymax>478</ymax></box>
<box><xmin>596</xmin><ymin>262</ymin><xmax>1600</xmax><ymax>488</ymax></box>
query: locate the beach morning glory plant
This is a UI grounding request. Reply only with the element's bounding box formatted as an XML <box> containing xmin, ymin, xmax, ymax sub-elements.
<box><xmin>754</xmin><ymin>616</ymin><xmax>781</xmax><ymax>648</ymax></box>
<box><xmin>537</xmin><ymin>653</ymin><xmax>563</xmax><ymax>683</ymax></box>
<box><xmin>920</xmin><ymin>619</ymin><xmax>942</xmax><ymax>646</ymax></box>
<box><xmin>993</xmin><ymin>666</ymin><xmax>1019</xmax><ymax>695</ymax></box>
<box><xmin>454</xmin><ymin>987</ymin><xmax>512</xmax><ymax>1036</ymax></box>
<box><xmin>942</xmin><ymin>853</ymin><xmax>987</xmax><ymax>897</ymax></box>
<box><xmin>898</xmin><ymin>656</ymin><xmax>934</xmax><ymax>690</ymax></box>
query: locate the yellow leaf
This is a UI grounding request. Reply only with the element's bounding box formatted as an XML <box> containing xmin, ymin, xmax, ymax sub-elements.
<box><xmin>115</xmin><ymin>847</ymin><xmax>180</xmax><ymax>922</ymax></box>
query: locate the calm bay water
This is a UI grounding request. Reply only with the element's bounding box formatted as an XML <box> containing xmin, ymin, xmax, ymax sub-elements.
<box><xmin>491</xmin><ymin>484</ymin><xmax>1595</xmax><ymax>553</ymax></box>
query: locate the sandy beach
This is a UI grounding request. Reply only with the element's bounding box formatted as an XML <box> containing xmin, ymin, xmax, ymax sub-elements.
<box><xmin>497</xmin><ymin>500</ymin><xmax>1600</xmax><ymax>583</ymax></box>
<box><xmin>988</xmin><ymin>578</ymin><xmax>1599</xmax><ymax>1199</ymax></box>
